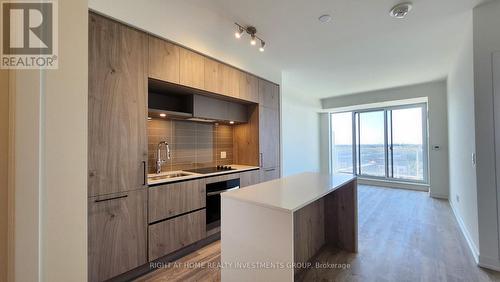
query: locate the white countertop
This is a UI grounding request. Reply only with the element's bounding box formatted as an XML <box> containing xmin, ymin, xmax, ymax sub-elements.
<box><xmin>147</xmin><ymin>164</ymin><xmax>260</xmax><ymax>185</ymax></box>
<box><xmin>222</xmin><ymin>172</ymin><xmax>356</xmax><ymax>212</ymax></box>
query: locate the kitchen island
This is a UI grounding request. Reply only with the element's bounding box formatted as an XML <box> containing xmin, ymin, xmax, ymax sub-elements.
<box><xmin>221</xmin><ymin>172</ymin><xmax>357</xmax><ymax>281</ymax></box>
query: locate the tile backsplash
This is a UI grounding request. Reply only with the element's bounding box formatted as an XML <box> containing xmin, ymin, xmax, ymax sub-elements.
<box><xmin>147</xmin><ymin>118</ymin><xmax>234</xmax><ymax>173</ymax></box>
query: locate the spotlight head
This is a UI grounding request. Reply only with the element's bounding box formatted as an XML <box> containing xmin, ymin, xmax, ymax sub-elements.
<box><xmin>250</xmin><ymin>35</ymin><xmax>257</xmax><ymax>45</ymax></box>
<box><xmin>234</xmin><ymin>26</ymin><xmax>244</xmax><ymax>39</ymax></box>
<box><xmin>259</xmin><ymin>41</ymin><xmax>265</xmax><ymax>52</ymax></box>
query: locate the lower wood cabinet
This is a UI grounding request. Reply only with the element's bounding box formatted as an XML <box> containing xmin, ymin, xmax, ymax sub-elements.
<box><xmin>148</xmin><ymin>209</ymin><xmax>206</xmax><ymax>261</ymax></box>
<box><xmin>149</xmin><ymin>179</ymin><xmax>206</xmax><ymax>223</ymax></box>
<box><xmin>260</xmin><ymin>167</ymin><xmax>280</xmax><ymax>183</ymax></box>
<box><xmin>240</xmin><ymin>170</ymin><xmax>260</xmax><ymax>187</ymax></box>
<box><xmin>88</xmin><ymin>189</ymin><xmax>147</xmax><ymax>282</ymax></box>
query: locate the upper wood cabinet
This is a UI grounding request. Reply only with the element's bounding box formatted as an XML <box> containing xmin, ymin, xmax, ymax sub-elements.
<box><xmin>259</xmin><ymin>105</ymin><xmax>280</xmax><ymax>169</ymax></box>
<box><xmin>239</xmin><ymin>73</ymin><xmax>259</xmax><ymax>103</ymax></box>
<box><xmin>88</xmin><ymin>189</ymin><xmax>147</xmax><ymax>282</ymax></box>
<box><xmin>204</xmin><ymin>57</ymin><xmax>240</xmax><ymax>98</ymax></box>
<box><xmin>222</xmin><ymin>65</ymin><xmax>240</xmax><ymax>98</ymax></box>
<box><xmin>259</xmin><ymin>79</ymin><xmax>280</xmax><ymax>109</ymax></box>
<box><xmin>204</xmin><ymin>58</ymin><xmax>223</xmax><ymax>94</ymax></box>
<box><xmin>180</xmin><ymin>48</ymin><xmax>205</xmax><ymax>89</ymax></box>
<box><xmin>88</xmin><ymin>13</ymin><xmax>148</xmax><ymax>197</ymax></box>
<box><xmin>148</xmin><ymin>36</ymin><xmax>180</xmax><ymax>83</ymax></box>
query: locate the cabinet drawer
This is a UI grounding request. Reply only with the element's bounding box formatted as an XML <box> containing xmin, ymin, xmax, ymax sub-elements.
<box><xmin>148</xmin><ymin>179</ymin><xmax>205</xmax><ymax>223</ymax></box>
<box><xmin>205</xmin><ymin>173</ymin><xmax>241</xmax><ymax>185</ymax></box>
<box><xmin>148</xmin><ymin>209</ymin><xmax>206</xmax><ymax>261</ymax></box>
<box><xmin>260</xmin><ymin>167</ymin><xmax>280</xmax><ymax>183</ymax></box>
<box><xmin>240</xmin><ymin>170</ymin><xmax>260</xmax><ymax>187</ymax></box>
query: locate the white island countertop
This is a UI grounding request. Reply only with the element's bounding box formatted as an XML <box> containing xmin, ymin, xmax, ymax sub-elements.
<box><xmin>222</xmin><ymin>172</ymin><xmax>356</xmax><ymax>212</ymax></box>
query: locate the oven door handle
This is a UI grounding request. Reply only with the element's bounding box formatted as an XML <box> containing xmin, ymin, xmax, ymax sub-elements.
<box><xmin>206</xmin><ymin>186</ymin><xmax>240</xmax><ymax>196</ymax></box>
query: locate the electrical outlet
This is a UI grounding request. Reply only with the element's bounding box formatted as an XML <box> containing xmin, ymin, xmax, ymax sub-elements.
<box><xmin>220</xmin><ymin>151</ymin><xmax>227</xmax><ymax>159</ymax></box>
<box><xmin>456</xmin><ymin>195</ymin><xmax>460</xmax><ymax>203</ymax></box>
<box><xmin>472</xmin><ymin>153</ymin><xmax>477</xmax><ymax>167</ymax></box>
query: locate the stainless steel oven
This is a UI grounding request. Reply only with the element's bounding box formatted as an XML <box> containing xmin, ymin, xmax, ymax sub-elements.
<box><xmin>206</xmin><ymin>178</ymin><xmax>240</xmax><ymax>231</ymax></box>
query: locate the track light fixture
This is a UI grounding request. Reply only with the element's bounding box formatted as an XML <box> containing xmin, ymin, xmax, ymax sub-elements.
<box><xmin>234</xmin><ymin>23</ymin><xmax>266</xmax><ymax>52</ymax></box>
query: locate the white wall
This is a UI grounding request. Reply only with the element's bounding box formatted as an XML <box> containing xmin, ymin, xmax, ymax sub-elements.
<box><xmin>321</xmin><ymin>81</ymin><xmax>450</xmax><ymax>198</ymax></box>
<box><xmin>9</xmin><ymin>1</ymin><xmax>88</xmax><ymax>281</ymax></box>
<box><xmin>281</xmin><ymin>74</ymin><xmax>321</xmax><ymax>176</ymax></box>
<box><xmin>473</xmin><ymin>0</ymin><xmax>500</xmax><ymax>270</ymax></box>
<box><xmin>446</xmin><ymin>12</ymin><xmax>479</xmax><ymax>258</ymax></box>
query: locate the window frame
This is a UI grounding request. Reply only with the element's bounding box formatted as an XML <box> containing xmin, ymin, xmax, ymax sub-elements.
<box><xmin>330</xmin><ymin>102</ymin><xmax>429</xmax><ymax>184</ymax></box>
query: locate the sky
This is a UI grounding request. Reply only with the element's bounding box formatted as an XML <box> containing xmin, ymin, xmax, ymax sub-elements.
<box><xmin>331</xmin><ymin>108</ymin><xmax>423</xmax><ymax>145</ymax></box>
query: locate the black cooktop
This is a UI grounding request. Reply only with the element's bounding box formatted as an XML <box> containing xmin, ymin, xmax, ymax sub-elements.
<box><xmin>184</xmin><ymin>166</ymin><xmax>235</xmax><ymax>174</ymax></box>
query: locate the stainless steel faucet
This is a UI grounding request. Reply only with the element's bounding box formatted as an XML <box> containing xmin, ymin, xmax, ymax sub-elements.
<box><xmin>156</xmin><ymin>141</ymin><xmax>171</xmax><ymax>174</ymax></box>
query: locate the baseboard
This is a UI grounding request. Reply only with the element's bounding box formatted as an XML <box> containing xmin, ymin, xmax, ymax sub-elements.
<box><xmin>449</xmin><ymin>201</ymin><xmax>480</xmax><ymax>264</ymax></box>
<box><xmin>478</xmin><ymin>255</ymin><xmax>500</xmax><ymax>271</ymax></box>
<box><xmin>357</xmin><ymin>178</ymin><xmax>429</xmax><ymax>192</ymax></box>
<box><xmin>429</xmin><ymin>192</ymin><xmax>448</xmax><ymax>199</ymax></box>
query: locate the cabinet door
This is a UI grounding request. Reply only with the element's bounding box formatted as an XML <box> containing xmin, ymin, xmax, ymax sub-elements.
<box><xmin>89</xmin><ymin>13</ymin><xmax>148</xmax><ymax>197</ymax></box>
<box><xmin>222</xmin><ymin>65</ymin><xmax>240</xmax><ymax>98</ymax></box>
<box><xmin>148</xmin><ymin>179</ymin><xmax>206</xmax><ymax>223</ymax></box>
<box><xmin>88</xmin><ymin>189</ymin><xmax>147</xmax><ymax>282</ymax></box>
<box><xmin>149</xmin><ymin>209</ymin><xmax>206</xmax><ymax>261</ymax></box>
<box><xmin>240</xmin><ymin>170</ymin><xmax>261</xmax><ymax>187</ymax></box>
<box><xmin>148</xmin><ymin>36</ymin><xmax>180</xmax><ymax>83</ymax></box>
<box><xmin>204</xmin><ymin>58</ymin><xmax>224</xmax><ymax>94</ymax></box>
<box><xmin>259</xmin><ymin>106</ymin><xmax>280</xmax><ymax>169</ymax></box>
<box><xmin>180</xmin><ymin>48</ymin><xmax>205</xmax><ymax>89</ymax></box>
<box><xmin>239</xmin><ymin>73</ymin><xmax>259</xmax><ymax>103</ymax></box>
<box><xmin>259</xmin><ymin>79</ymin><xmax>279</xmax><ymax>109</ymax></box>
<box><xmin>260</xmin><ymin>167</ymin><xmax>280</xmax><ymax>182</ymax></box>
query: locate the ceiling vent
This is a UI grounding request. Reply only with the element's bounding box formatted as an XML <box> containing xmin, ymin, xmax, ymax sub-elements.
<box><xmin>390</xmin><ymin>2</ymin><xmax>413</xmax><ymax>19</ymax></box>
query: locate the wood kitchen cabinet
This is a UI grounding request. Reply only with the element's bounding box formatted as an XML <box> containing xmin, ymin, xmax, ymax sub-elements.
<box><xmin>239</xmin><ymin>73</ymin><xmax>259</xmax><ymax>103</ymax></box>
<box><xmin>204</xmin><ymin>58</ymin><xmax>240</xmax><ymax>98</ymax></box>
<box><xmin>259</xmin><ymin>105</ymin><xmax>280</xmax><ymax>170</ymax></box>
<box><xmin>148</xmin><ymin>179</ymin><xmax>206</xmax><ymax>223</ymax></box>
<box><xmin>240</xmin><ymin>170</ymin><xmax>261</xmax><ymax>187</ymax></box>
<box><xmin>148</xmin><ymin>36</ymin><xmax>180</xmax><ymax>83</ymax></box>
<box><xmin>149</xmin><ymin>209</ymin><xmax>206</xmax><ymax>261</ymax></box>
<box><xmin>88</xmin><ymin>189</ymin><xmax>147</xmax><ymax>282</ymax></box>
<box><xmin>260</xmin><ymin>167</ymin><xmax>280</xmax><ymax>183</ymax></box>
<box><xmin>88</xmin><ymin>13</ymin><xmax>148</xmax><ymax>197</ymax></box>
<box><xmin>222</xmin><ymin>65</ymin><xmax>240</xmax><ymax>98</ymax></box>
<box><xmin>259</xmin><ymin>79</ymin><xmax>280</xmax><ymax>109</ymax></box>
<box><xmin>180</xmin><ymin>48</ymin><xmax>205</xmax><ymax>89</ymax></box>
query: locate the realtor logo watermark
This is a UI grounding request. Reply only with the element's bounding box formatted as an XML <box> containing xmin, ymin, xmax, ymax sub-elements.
<box><xmin>1</xmin><ymin>1</ymin><xmax>58</xmax><ymax>69</ymax></box>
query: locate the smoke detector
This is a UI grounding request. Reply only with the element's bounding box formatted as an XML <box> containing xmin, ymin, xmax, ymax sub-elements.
<box><xmin>390</xmin><ymin>2</ymin><xmax>413</xmax><ymax>19</ymax></box>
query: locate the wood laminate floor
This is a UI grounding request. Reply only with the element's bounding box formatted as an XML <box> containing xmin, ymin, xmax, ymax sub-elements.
<box><xmin>136</xmin><ymin>185</ymin><xmax>500</xmax><ymax>282</ymax></box>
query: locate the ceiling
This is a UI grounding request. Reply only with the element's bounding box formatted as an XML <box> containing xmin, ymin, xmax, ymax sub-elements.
<box><xmin>90</xmin><ymin>0</ymin><xmax>485</xmax><ymax>99</ymax></box>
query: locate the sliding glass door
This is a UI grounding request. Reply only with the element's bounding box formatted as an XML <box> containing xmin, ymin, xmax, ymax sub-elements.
<box><xmin>357</xmin><ymin>111</ymin><xmax>386</xmax><ymax>177</ymax></box>
<box><xmin>330</xmin><ymin>103</ymin><xmax>428</xmax><ymax>183</ymax></box>
<box><xmin>390</xmin><ymin>107</ymin><xmax>425</xmax><ymax>181</ymax></box>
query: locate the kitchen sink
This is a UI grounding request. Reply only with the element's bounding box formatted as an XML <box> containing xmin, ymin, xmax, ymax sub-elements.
<box><xmin>148</xmin><ymin>172</ymin><xmax>192</xmax><ymax>181</ymax></box>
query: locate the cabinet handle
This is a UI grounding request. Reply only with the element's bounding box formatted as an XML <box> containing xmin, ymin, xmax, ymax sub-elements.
<box><xmin>95</xmin><ymin>194</ymin><xmax>128</xmax><ymax>203</ymax></box>
<box><xmin>264</xmin><ymin>168</ymin><xmax>276</xmax><ymax>172</ymax></box>
<box><xmin>143</xmin><ymin>161</ymin><xmax>147</xmax><ymax>186</ymax></box>
<box><xmin>260</xmin><ymin>153</ymin><xmax>263</xmax><ymax>167</ymax></box>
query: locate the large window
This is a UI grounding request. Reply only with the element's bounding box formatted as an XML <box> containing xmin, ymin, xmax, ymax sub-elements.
<box><xmin>330</xmin><ymin>104</ymin><xmax>428</xmax><ymax>183</ymax></box>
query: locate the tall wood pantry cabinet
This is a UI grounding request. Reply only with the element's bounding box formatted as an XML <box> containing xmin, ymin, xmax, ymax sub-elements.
<box><xmin>88</xmin><ymin>13</ymin><xmax>148</xmax><ymax>282</ymax></box>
